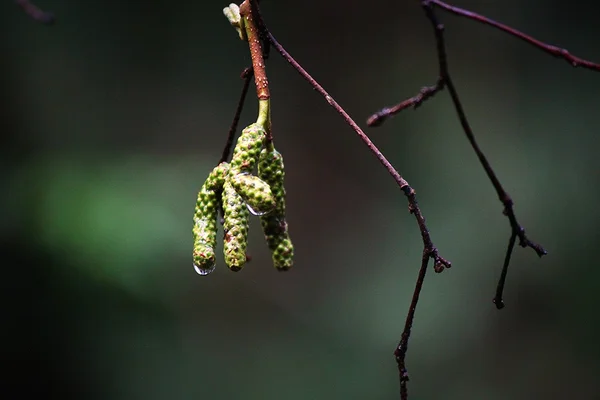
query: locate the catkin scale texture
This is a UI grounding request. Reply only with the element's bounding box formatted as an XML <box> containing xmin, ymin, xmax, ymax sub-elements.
<box><xmin>222</xmin><ymin>180</ymin><xmax>250</xmax><ymax>271</ymax></box>
<box><xmin>192</xmin><ymin>162</ymin><xmax>229</xmax><ymax>274</ymax></box>
<box><xmin>229</xmin><ymin>173</ymin><xmax>276</xmax><ymax>215</ymax></box>
<box><xmin>229</xmin><ymin>123</ymin><xmax>266</xmax><ymax>174</ymax></box>
<box><xmin>258</xmin><ymin>148</ymin><xmax>294</xmax><ymax>270</ymax></box>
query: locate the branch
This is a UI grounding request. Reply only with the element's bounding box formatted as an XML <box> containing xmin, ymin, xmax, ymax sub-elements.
<box><xmin>368</xmin><ymin>0</ymin><xmax>600</xmax><ymax>126</ymax></box>
<box><xmin>433</xmin><ymin>0</ymin><xmax>600</xmax><ymax>71</ymax></box>
<box><xmin>246</xmin><ymin>1</ymin><xmax>451</xmax><ymax>398</ymax></box>
<box><xmin>239</xmin><ymin>1</ymin><xmax>270</xmax><ymax>101</ymax></box>
<box><xmin>368</xmin><ymin>0</ymin><xmax>550</xmax><ymax>319</ymax></box>
<box><xmin>219</xmin><ymin>67</ymin><xmax>254</xmax><ymax>164</ymax></box>
<box><xmin>15</xmin><ymin>0</ymin><xmax>54</xmax><ymax>24</ymax></box>
<box><xmin>367</xmin><ymin>78</ymin><xmax>443</xmax><ymax>127</ymax></box>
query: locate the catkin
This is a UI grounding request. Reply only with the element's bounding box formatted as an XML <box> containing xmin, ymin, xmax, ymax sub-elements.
<box><xmin>192</xmin><ymin>162</ymin><xmax>229</xmax><ymax>275</ymax></box>
<box><xmin>229</xmin><ymin>173</ymin><xmax>276</xmax><ymax>215</ymax></box>
<box><xmin>222</xmin><ymin>180</ymin><xmax>250</xmax><ymax>271</ymax></box>
<box><xmin>258</xmin><ymin>147</ymin><xmax>294</xmax><ymax>270</ymax></box>
<box><xmin>229</xmin><ymin>123</ymin><xmax>266</xmax><ymax>175</ymax></box>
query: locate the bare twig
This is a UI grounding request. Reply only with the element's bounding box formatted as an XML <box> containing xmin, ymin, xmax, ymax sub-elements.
<box><xmin>426</xmin><ymin>0</ymin><xmax>547</xmax><ymax>312</ymax></box>
<box><xmin>395</xmin><ymin>188</ymin><xmax>450</xmax><ymax>399</ymax></box>
<box><xmin>368</xmin><ymin>0</ymin><xmax>600</xmax><ymax>126</ymax></box>
<box><xmin>367</xmin><ymin>79</ymin><xmax>444</xmax><ymax>127</ymax></box>
<box><xmin>369</xmin><ymin>0</ymin><xmax>548</xmax><ymax>321</ymax></box>
<box><xmin>219</xmin><ymin>67</ymin><xmax>254</xmax><ymax>164</ymax></box>
<box><xmin>493</xmin><ymin>231</ymin><xmax>517</xmax><ymax>310</ymax></box>
<box><xmin>432</xmin><ymin>0</ymin><xmax>600</xmax><ymax>71</ymax></box>
<box><xmin>247</xmin><ymin>1</ymin><xmax>451</xmax><ymax>398</ymax></box>
<box><xmin>15</xmin><ymin>0</ymin><xmax>54</xmax><ymax>24</ymax></box>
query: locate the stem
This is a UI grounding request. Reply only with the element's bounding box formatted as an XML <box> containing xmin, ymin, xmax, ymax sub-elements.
<box><xmin>396</xmin><ymin>249</ymin><xmax>431</xmax><ymax>399</ymax></box>
<box><xmin>256</xmin><ymin>98</ymin><xmax>271</xmax><ymax>133</ymax></box>
<box><xmin>220</xmin><ymin>67</ymin><xmax>254</xmax><ymax>164</ymax></box>
<box><xmin>493</xmin><ymin>231</ymin><xmax>517</xmax><ymax>309</ymax></box>
<box><xmin>240</xmin><ymin>1</ymin><xmax>270</xmax><ymax>101</ymax></box>
<box><xmin>240</xmin><ymin>1</ymin><xmax>271</xmax><ymax>139</ymax></box>
<box><xmin>431</xmin><ymin>0</ymin><xmax>600</xmax><ymax>71</ymax></box>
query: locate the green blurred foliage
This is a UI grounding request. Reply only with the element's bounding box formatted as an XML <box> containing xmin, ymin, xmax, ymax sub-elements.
<box><xmin>2</xmin><ymin>0</ymin><xmax>600</xmax><ymax>399</ymax></box>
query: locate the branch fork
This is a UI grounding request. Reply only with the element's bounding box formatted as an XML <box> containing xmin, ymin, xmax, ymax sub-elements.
<box><xmin>216</xmin><ymin>0</ymin><xmax>599</xmax><ymax>398</ymax></box>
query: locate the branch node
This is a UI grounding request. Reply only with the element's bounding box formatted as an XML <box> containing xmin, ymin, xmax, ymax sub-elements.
<box><xmin>433</xmin><ymin>252</ymin><xmax>452</xmax><ymax>273</ymax></box>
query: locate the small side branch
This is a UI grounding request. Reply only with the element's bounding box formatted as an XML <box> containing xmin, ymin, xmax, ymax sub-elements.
<box><xmin>368</xmin><ymin>0</ymin><xmax>600</xmax><ymax>126</ymax></box>
<box><xmin>432</xmin><ymin>0</ymin><xmax>600</xmax><ymax>71</ymax></box>
<box><xmin>369</xmin><ymin>1</ymin><xmax>548</xmax><ymax>317</ymax></box>
<box><xmin>15</xmin><ymin>0</ymin><xmax>54</xmax><ymax>24</ymax></box>
<box><xmin>367</xmin><ymin>79</ymin><xmax>444</xmax><ymax>127</ymax></box>
<box><xmin>424</xmin><ymin>1</ymin><xmax>547</xmax><ymax>310</ymax></box>
<box><xmin>220</xmin><ymin>67</ymin><xmax>254</xmax><ymax>164</ymax></box>
<box><xmin>493</xmin><ymin>231</ymin><xmax>517</xmax><ymax>309</ymax></box>
<box><xmin>395</xmin><ymin>187</ymin><xmax>450</xmax><ymax>399</ymax></box>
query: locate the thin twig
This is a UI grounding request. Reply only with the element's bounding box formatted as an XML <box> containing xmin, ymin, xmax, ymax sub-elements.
<box><xmin>395</xmin><ymin>188</ymin><xmax>450</xmax><ymax>399</ymax></box>
<box><xmin>15</xmin><ymin>0</ymin><xmax>54</xmax><ymax>24</ymax></box>
<box><xmin>432</xmin><ymin>0</ymin><xmax>600</xmax><ymax>71</ymax></box>
<box><xmin>248</xmin><ymin>0</ymin><xmax>406</xmax><ymax>198</ymax></box>
<box><xmin>368</xmin><ymin>0</ymin><xmax>600</xmax><ymax>126</ymax></box>
<box><xmin>247</xmin><ymin>2</ymin><xmax>451</xmax><ymax>399</ymax></box>
<box><xmin>493</xmin><ymin>231</ymin><xmax>517</xmax><ymax>310</ymax></box>
<box><xmin>421</xmin><ymin>1</ymin><xmax>547</xmax><ymax>308</ymax></box>
<box><xmin>219</xmin><ymin>67</ymin><xmax>254</xmax><ymax>164</ymax></box>
<box><xmin>367</xmin><ymin>79</ymin><xmax>444</xmax><ymax>127</ymax></box>
<box><xmin>370</xmin><ymin>0</ymin><xmax>547</xmax><ymax>319</ymax></box>
<box><xmin>396</xmin><ymin>249</ymin><xmax>429</xmax><ymax>399</ymax></box>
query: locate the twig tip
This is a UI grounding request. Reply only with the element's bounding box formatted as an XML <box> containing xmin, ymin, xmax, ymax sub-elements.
<box><xmin>366</xmin><ymin>111</ymin><xmax>388</xmax><ymax>127</ymax></box>
<box><xmin>493</xmin><ymin>297</ymin><xmax>505</xmax><ymax>310</ymax></box>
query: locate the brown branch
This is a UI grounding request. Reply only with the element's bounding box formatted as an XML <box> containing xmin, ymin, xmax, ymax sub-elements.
<box><xmin>368</xmin><ymin>0</ymin><xmax>600</xmax><ymax>126</ymax></box>
<box><xmin>432</xmin><ymin>0</ymin><xmax>600</xmax><ymax>71</ymax></box>
<box><xmin>493</xmin><ymin>231</ymin><xmax>517</xmax><ymax>310</ymax></box>
<box><xmin>428</xmin><ymin>0</ymin><xmax>547</xmax><ymax>311</ymax></box>
<box><xmin>247</xmin><ymin>2</ymin><xmax>451</xmax><ymax>399</ymax></box>
<box><xmin>367</xmin><ymin>79</ymin><xmax>444</xmax><ymax>127</ymax></box>
<box><xmin>15</xmin><ymin>0</ymin><xmax>54</xmax><ymax>24</ymax></box>
<box><xmin>219</xmin><ymin>67</ymin><xmax>254</xmax><ymax>164</ymax></box>
<box><xmin>369</xmin><ymin>0</ymin><xmax>548</xmax><ymax>318</ymax></box>
<box><xmin>395</xmin><ymin>188</ymin><xmax>450</xmax><ymax>399</ymax></box>
<box><xmin>239</xmin><ymin>1</ymin><xmax>269</xmax><ymax>100</ymax></box>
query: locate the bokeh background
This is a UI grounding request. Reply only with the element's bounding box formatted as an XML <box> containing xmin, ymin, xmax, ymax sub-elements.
<box><xmin>2</xmin><ymin>0</ymin><xmax>599</xmax><ymax>399</ymax></box>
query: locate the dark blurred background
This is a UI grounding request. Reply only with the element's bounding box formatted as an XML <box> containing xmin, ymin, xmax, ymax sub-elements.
<box><xmin>2</xmin><ymin>0</ymin><xmax>599</xmax><ymax>399</ymax></box>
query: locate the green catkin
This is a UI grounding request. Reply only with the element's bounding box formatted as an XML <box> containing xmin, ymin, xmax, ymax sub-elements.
<box><xmin>228</xmin><ymin>122</ymin><xmax>274</xmax><ymax>214</ymax></box>
<box><xmin>192</xmin><ymin>162</ymin><xmax>229</xmax><ymax>275</ymax></box>
<box><xmin>229</xmin><ymin>123</ymin><xmax>266</xmax><ymax>175</ymax></box>
<box><xmin>222</xmin><ymin>180</ymin><xmax>250</xmax><ymax>271</ymax></box>
<box><xmin>258</xmin><ymin>147</ymin><xmax>294</xmax><ymax>270</ymax></box>
<box><xmin>229</xmin><ymin>173</ymin><xmax>276</xmax><ymax>216</ymax></box>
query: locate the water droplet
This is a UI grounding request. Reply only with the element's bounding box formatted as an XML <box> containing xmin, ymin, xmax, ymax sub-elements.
<box><xmin>246</xmin><ymin>203</ymin><xmax>269</xmax><ymax>216</ymax></box>
<box><xmin>194</xmin><ymin>262</ymin><xmax>216</xmax><ymax>276</ymax></box>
